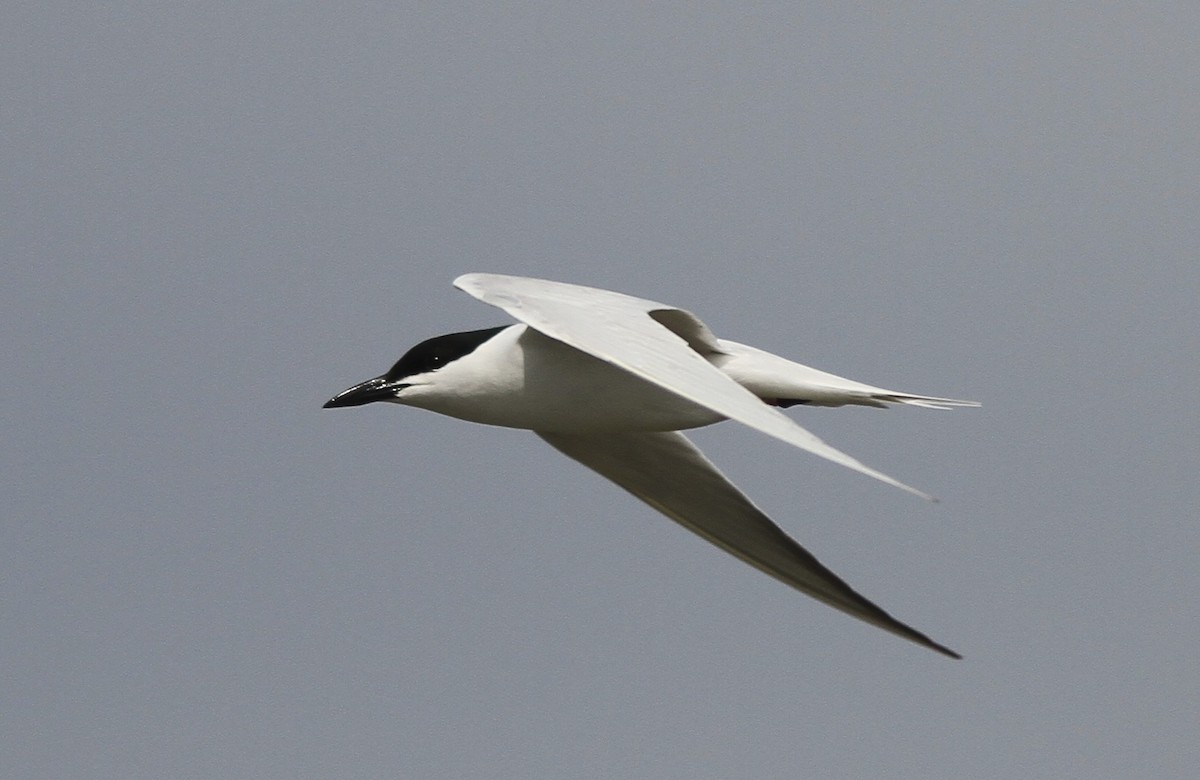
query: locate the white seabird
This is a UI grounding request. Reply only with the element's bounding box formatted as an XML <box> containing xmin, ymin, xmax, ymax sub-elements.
<box><xmin>324</xmin><ymin>273</ymin><xmax>978</xmax><ymax>658</ymax></box>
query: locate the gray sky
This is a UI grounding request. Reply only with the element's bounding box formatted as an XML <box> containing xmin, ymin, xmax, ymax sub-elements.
<box><xmin>4</xmin><ymin>5</ymin><xmax>1197</xmax><ymax>778</ymax></box>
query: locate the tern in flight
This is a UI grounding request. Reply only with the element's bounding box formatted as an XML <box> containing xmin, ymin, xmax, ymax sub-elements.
<box><xmin>324</xmin><ymin>273</ymin><xmax>978</xmax><ymax>658</ymax></box>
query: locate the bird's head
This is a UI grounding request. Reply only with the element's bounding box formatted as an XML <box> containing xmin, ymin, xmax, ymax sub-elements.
<box><xmin>322</xmin><ymin>326</ymin><xmax>507</xmax><ymax>409</ymax></box>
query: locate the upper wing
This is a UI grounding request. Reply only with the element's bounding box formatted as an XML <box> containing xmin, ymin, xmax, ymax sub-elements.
<box><xmin>455</xmin><ymin>272</ymin><xmax>933</xmax><ymax>500</ymax></box>
<box><xmin>537</xmin><ymin>429</ymin><xmax>960</xmax><ymax>658</ymax></box>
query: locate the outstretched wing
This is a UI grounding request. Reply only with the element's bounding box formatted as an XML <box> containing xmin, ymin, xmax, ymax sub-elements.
<box><xmin>537</xmin><ymin>429</ymin><xmax>960</xmax><ymax>658</ymax></box>
<box><xmin>454</xmin><ymin>272</ymin><xmax>933</xmax><ymax>500</ymax></box>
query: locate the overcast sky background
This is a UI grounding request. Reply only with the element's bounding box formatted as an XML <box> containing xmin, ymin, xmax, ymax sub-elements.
<box><xmin>4</xmin><ymin>5</ymin><xmax>1198</xmax><ymax>778</ymax></box>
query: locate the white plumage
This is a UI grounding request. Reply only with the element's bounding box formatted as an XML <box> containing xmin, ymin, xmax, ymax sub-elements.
<box><xmin>324</xmin><ymin>273</ymin><xmax>979</xmax><ymax>658</ymax></box>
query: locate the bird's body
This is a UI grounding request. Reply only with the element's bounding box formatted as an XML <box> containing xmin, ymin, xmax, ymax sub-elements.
<box><xmin>324</xmin><ymin>273</ymin><xmax>979</xmax><ymax>658</ymax></box>
<box><xmin>395</xmin><ymin>324</ymin><xmax>724</xmax><ymax>432</ymax></box>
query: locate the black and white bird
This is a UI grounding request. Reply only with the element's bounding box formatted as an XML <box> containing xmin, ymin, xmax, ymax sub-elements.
<box><xmin>324</xmin><ymin>273</ymin><xmax>978</xmax><ymax>658</ymax></box>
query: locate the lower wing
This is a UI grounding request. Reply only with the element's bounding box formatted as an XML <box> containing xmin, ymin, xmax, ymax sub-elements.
<box><xmin>536</xmin><ymin>429</ymin><xmax>961</xmax><ymax>659</ymax></box>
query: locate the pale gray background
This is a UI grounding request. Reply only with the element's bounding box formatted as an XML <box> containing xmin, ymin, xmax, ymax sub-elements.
<box><xmin>4</xmin><ymin>5</ymin><xmax>1197</xmax><ymax>778</ymax></box>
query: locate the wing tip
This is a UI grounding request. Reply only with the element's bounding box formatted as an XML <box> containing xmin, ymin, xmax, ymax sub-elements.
<box><xmin>927</xmin><ymin>641</ymin><xmax>963</xmax><ymax>660</ymax></box>
<box><xmin>453</xmin><ymin>272</ymin><xmax>489</xmax><ymax>291</ymax></box>
<box><xmin>873</xmin><ymin>605</ymin><xmax>961</xmax><ymax>659</ymax></box>
<box><xmin>861</xmin><ymin>468</ymin><xmax>937</xmax><ymax>503</ymax></box>
<box><xmin>906</xmin><ymin>626</ymin><xmax>961</xmax><ymax>659</ymax></box>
